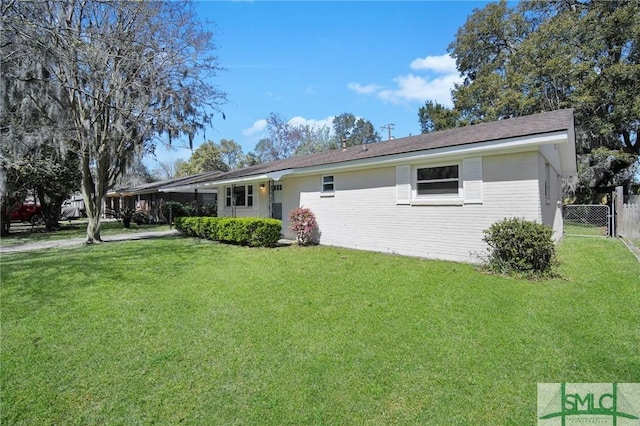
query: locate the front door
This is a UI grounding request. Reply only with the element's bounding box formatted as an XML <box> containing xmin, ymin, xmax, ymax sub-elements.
<box><xmin>272</xmin><ymin>183</ymin><xmax>283</xmax><ymax>220</ymax></box>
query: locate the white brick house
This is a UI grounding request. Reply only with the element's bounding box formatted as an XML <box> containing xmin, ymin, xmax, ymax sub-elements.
<box><xmin>163</xmin><ymin>109</ymin><xmax>577</xmax><ymax>263</ymax></box>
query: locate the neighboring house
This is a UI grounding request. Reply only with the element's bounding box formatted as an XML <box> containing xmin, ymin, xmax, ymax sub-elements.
<box><xmin>60</xmin><ymin>193</ymin><xmax>85</xmax><ymax>220</ymax></box>
<box><xmin>106</xmin><ymin>171</ymin><xmax>221</xmax><ymax>220</ymax></box>
<box><xmin>162</xmin><ymin>109</ymin><xmax>577</xmax><ymax>263</ymax></box>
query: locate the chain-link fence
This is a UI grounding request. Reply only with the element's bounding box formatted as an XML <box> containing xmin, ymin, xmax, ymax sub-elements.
<box><xmin>563</xmin><ymin>204</ymin><xmax>611</xmax><ymax>237</ymax></box>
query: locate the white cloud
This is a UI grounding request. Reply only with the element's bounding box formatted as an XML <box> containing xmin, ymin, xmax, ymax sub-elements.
<box><xmin>288</xmin><ymin>115</ymin><xmax>334</xmax><ymax>130</ymax></box>
<box><xmin>242</xmin><ymin>116</ymin><xmax>334</xmax><ymax>139</ymax></box>
<box><xmin>347</xmin><ymin>52</ymin><xmax>461</xmax><ymax>106</ymax></box>
<box><xmin>409</xmin><ymin>54</ymin><xmax>457</xmax><ymax>73</ymax></box>
<box><xmin>377</xmin><ymin>73</ymin><xmax>461</xmax><ymax>107</ymax></box>
<box><xmin>347</xmin><ymin>82</ymin><xmax>384</xmax><ymax>95</ymax></box>
<box><xmin>242</xmin><ymin>119</ymin><xmax>267</xmax><ymax>136</ymax></box>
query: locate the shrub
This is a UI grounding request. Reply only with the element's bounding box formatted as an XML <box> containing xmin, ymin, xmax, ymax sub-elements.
<box><xmin>247</xmin><ymin>219</ymin><xmax>282</xmax><ymax>248</ymax></box>
<box><xmin>174</xmin><ymin>216</ymin><xmax>281</xmax><ymax>247</ymax></box>
<box><xmin>482</xmin><ymin>217</ymin><xmax>557</xmax><ymax>277</ymax></box>
<box><xmin>132</xmin><ymin>211</ymin><xmax>149</xmax><ymax>225</ymax></box>
<box><xmin>175</xmin><ymin>216</ymin><xmax>198</xmax><ymax>236</ymax></box>
<box><xmin>288</xmin><ymin>207</ymin><xmax>318</xmax><ymax>246</ymax></box>
<box><xmin>200</xmin><ymin>202</ymin><xmax>217</xmax><ymax>217</ymax></box>
<box><xmin>162</xmin><ymin>201</ymin><xmax>214</xmax><ymax>223</ymax></box>
<box><xmin>161</xmin><ymin>201</ymin><xmax>191</xmax><ymax>223</ymax></box>
<box><xmin>182</xmin><ymin>201</ymin><xmax>198</xmax><ymax>217</ymax></box>
<box><xmin>216</xmin><ymin>218</ymin><xmax>249</xmax><ymax>244</ymax></box>
<box><xmin>201</xmin><ymin>217</ymin><xmax>219</xmax><ymax>240</ymax></box>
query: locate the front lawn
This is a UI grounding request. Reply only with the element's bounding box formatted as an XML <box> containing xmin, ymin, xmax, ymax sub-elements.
<box><xmin>1</xmin><ymin>236</ymin><xmax>638</xmax><ymax>424</ymax></box>
<box><xmin>0</xmin><ymin>220</ymin><xmax>171</xmax><ymax>248</ymax></box>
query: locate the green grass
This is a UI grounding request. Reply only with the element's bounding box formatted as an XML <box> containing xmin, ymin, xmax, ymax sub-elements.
<box><xmin>563</xmin><ymin>221</ymin><xmax>609</xmax><ymax>237</ymax></box>
<box><xmin>0</xmin><ymin>220</ymin><xmax>171</xmax><ymax>248</ymax></box>
<box><xmin>1</xmin><ymin>236</ymin><xmax>639</xmax><ymax>424</ymax></box>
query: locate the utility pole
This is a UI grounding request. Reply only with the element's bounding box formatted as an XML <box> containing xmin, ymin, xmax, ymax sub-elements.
<box><xmin>381</xmin><ymin>123</ymin><xmax>395</xmax><ymax>141</ymax></box>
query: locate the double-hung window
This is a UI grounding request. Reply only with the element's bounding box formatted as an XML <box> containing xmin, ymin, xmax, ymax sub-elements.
<box><xmin>321</xmin><ymin>175</ymin><xmax>335</xmax><ymax>194</ymax></box>
<box><xmin>397</xmin><ymin>159</ymin><xmax>481</xmax><ymax>206</ymax></box>
<box><xmin>415</xmin><ymin>165</ymin><xmax>460</xmax><ymax>197</ymax></box>
<box><xmin>225</xmin><ymin>185</ymin><xmax>254</xmax><ymax>208</ymax></box>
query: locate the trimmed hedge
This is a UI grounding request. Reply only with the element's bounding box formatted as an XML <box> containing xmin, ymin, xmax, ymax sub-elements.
<box><xmin>175</xmin><ymin>216</ymin><xmax>282</xmax><ymax>248</ymax></box>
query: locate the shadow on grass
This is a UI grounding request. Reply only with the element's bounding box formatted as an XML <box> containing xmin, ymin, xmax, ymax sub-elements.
<box><xmin>1</xmin><ymin>236</ymin><xmax>219</xmax><ymax>313</ymax></box>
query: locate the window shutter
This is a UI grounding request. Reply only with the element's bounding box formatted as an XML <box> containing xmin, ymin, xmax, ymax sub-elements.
<box><xmin>396</xmin><ymin>165</ymin><xmax>411</xmax><ymax>204</ymax></box>
<box><xmin>463</xmin><ymin>157</ymin><xmax>482</xmax><ymax>204</ymax></box>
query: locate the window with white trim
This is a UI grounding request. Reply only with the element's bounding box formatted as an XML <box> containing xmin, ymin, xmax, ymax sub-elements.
<box><xmin>225</xmin><ymin>185</ymin><xmax>254</xmax><ymax>208</ymax></box>
<box><xmin>415</xmin><ymin>165</ymin><xmax>460</xmax><ymax>197</ymax></box>
<box><xmin>397</xmin><ymin>158</ymin><xmax>481</xmax><ymax>206</ymax></box>
<box><xmin>321</xmin><ymin>175</ymin><xmax>335</xmax><ymax>193</ymax></box>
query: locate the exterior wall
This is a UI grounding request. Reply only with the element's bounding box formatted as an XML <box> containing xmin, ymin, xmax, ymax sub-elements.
<box><xmin>537</xmin><ymin>151</ymin><xmax>564</xmax><ymax>241</ymax></box>
<box><xmin>281</xmin><ymin>151</ymin><xmax>544</xmax><ymax>263</ymax></box>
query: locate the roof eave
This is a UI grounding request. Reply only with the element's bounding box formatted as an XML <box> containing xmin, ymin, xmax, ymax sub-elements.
<box><xmin>280</xmin><ymin>130</ymin><xmax>571</xmax><ymax>178</ymax></box>
<box><xmin>161</xmin><ymin>128</ymin><xmax>574</xmax><ymax>187</ymax></box>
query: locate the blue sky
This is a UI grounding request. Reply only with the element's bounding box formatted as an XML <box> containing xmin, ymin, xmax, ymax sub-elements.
<box><xmin>148</xmin><ymin>1</ymin><xmax>490</xmax><ymax>169</ymax></box>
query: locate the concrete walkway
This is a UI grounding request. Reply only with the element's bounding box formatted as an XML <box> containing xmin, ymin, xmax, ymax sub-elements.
<box><xmin>0</xmin><ymin>229</ymin><xmax>181</xmax><ymax>254</ymax></box>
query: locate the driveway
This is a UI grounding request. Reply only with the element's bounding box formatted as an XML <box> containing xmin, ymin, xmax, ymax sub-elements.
<box><xmin>0</xmin><ymin>229</ymin><xmax>180</xmax><ymax>254</ymax></box>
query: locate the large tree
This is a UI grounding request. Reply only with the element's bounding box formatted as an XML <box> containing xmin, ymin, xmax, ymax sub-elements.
<box><xmin>1</xmin><ymin>0</ymin><xmax>226</xmax><ymax>242</ymax></box>
<box><xmin>418</xmin><ymin>101</ymin><xmax>468</xmax><ymax>134</ymax></box>
<box><xmin>297</xmin><ymin>124</ymin><xmax>333</xmax><ymax>155</ymax></box>
<box><xmin>152</xmin><ymin>159</ymin><xmax>184</xmax><ymax>181</ymax></box>
<box><xmin>332</xmin><ymin>113</ymin><xmax>381</xmax><ymax>148</ymax></box>
<box><xmin>251</xmin><ymin>112</ymin><xmax>381</xmax><ymax>162</ymax></box>
<box><xmin>218</xmin><ymin>139</ymin><xmax>244</xmax><ymax>170</ymax></box>
<box><xmin>422</xmin><ymin>0</ymin><xmax>639</xmax><ymax>201</ymax></box>
<box><xmin>254</xmin><ymin>113</ymin><xmax>304</xmax><ymax>163</ymax></box>
<box><xmin>0</xmin><ymin>144</ymin><xmax>81</xmax><ymax>235</ymax></box>
<box><xmin>115</xmin><ymin>156</ymin><xmax>154</xmax><ymax>189</ymax></box>
<box><xmin>176</xmin><ymin>140</ymin><xmax>230</xmax><ymax>176</ymax></box>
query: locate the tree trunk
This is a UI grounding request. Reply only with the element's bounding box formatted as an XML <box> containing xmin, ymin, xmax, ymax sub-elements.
<box><xmin>36</xmin><ymin>188</ymin><xmax>60</xmax><ymax>231</ymax></box>
<box><xmin>82</xmin><ymin>179</ymin><xmax>106</xmax><ymax>243</ymax></box>
<box><xmin>0</xmin><ymin>208</ymin><xmax>9</xmax><ymax>237</ymax></box>
<box><xmin>82</xmin><ymin>183</ymin><xmax>104</xmax><ymax>243</ymax></box>
<box><xmin>81</xmin><ymin>151</ymin><xmax>104</xmax><ymax>243</ymax></box>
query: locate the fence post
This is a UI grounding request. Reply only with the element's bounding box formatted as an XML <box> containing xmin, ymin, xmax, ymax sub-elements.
<box><xmin>614</xmin><ymin>186</ymin><xmax>624</xmax><ymax>237</ymax></box>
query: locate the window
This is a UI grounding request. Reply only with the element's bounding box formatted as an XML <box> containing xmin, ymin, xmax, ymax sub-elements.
<box><xmin>225</xmin><ymin>185</ymin><xmax>254</xmax><ymax>208</ymax></box>
<box><xmin>415</xmin><ymin>165</ymin><xmax>460</xmax><ymax>196</ymax></box>
<box><xmin>397</xmin><ymin>159</ymin><xmax>481</xmax><ymax>206</ymax></box>
<box><xmin>322</xmin><ymin>175</ymin><xmax>334</xmax><ymax>193</ymax></box>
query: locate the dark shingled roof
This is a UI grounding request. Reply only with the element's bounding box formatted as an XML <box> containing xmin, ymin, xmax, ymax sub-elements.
<box><xmin>180</xmin><ymin>109</ymin><xmax>575</xmax><ymax>184</ymax></box>
<box><xmin>111</xmin><ymin>170</ymin><xmax>224</xmax><ymax>195</ymax></box>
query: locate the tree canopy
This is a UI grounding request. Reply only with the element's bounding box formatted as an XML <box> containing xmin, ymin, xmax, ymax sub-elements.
<box><xmin>332</xmin><ymin>113</ymin><xmax>381</xmax><ymax>148</ymax></box>
<box><xmin>249</xmin><ymin>112</ymin><xmax>381</xmax><ymax>163</ymax></box>
<box><xmin>419</xmin><ymin>0</ymin><xmax>640</xmax><ymax>200</ymax></box>
<box><xmin>1</xmin><ymin>0</ymin><xmax>226</xmax><ymax>242</ymax></box>
<box><xmin>177</xmin><ymin>141</ymin><xmax>230</xmax><ymax>177</ymax></box>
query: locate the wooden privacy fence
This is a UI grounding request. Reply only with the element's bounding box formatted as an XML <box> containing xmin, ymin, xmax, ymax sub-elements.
<box><xmin>617</xmin><ymin>202</ymin><xmax>640</xmax><ymax>241</ymax></box>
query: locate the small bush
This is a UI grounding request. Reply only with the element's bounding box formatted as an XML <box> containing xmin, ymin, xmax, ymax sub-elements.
<box><xmin>288</xmin><ymin>207</ymin><xmax>318</xmax><ymax>246</ymax></box>
<box><xmin>132</xmin><ymin>211</ymin><xmax>149</xmax><ymax>225</ymax></box>
<box><xmin>161</xmin><ymin>201</ymin><xmax>187</xmax><ymax>221</ymax></box>
<box><xmin>200</xmin><ymin>202</ymin><xmax>217</xmax><ymax>217</ymax></box>
<box><xmin>175</xmin><ymin>216</ymin><xmax>281</xmax><ymax>248</ymax></box>
<box><xmin>162</xmin><ymin>201</ymin><xmax>215</xmax><ymax>224</ymax></box>
<box><xmin>482</xmin><ymin>217</ymin><xmax>557</xmax><ymax>277</ymax></box>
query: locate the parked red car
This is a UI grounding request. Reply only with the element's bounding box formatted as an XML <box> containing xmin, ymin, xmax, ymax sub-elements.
<box><xmin>10</xmin><ymin>201</ymin><xmax>43</xmax><ymax>225</ymax></box>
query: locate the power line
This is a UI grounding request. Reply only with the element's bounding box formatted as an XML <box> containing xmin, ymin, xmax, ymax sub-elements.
<box><xmin>381</xmin><ymin>123</ymin><xmax>395</xmax><ymax>141</ymax></box>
